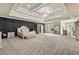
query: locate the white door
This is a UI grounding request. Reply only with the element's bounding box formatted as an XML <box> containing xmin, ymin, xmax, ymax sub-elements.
<box><xmin>41</xmin><ymin>25</ymin><xmax>44</xmax><ymax>33</ymax></box>
<box><xmin>37</xmin><ymin>24</ymin><xmax>44</xmax><ymax>33</ymax></box>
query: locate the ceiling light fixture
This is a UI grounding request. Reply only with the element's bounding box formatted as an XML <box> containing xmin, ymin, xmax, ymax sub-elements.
<box><xmin>27</xmin><ymin>4</ymin><xmax>31</xmax><ymax>7</ymax></box>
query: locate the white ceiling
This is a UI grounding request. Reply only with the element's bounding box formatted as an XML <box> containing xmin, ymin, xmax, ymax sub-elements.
<box><xmin>0</xmin><ymin>3</ymin><xmax>14</xmax><ymax>16</ymax></box>
<box><xmin>0</xmin><ymin>3</ymin><xmax>79</xmax><ymax>23</ymax></box>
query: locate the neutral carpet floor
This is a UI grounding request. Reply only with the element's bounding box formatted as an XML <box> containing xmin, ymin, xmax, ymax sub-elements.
<box><xmin>0</xmin><ymin>33</ymin><xmax>79</xmax><ymax>55</ymax></box>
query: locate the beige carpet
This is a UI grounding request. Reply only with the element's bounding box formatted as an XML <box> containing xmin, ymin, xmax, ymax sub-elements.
<box><xmin>0</xmin><ymin>33</ymin><xmax>79</xmax><ymax>55</ymax></box>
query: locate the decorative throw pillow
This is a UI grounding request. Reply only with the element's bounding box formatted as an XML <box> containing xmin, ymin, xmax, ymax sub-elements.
<box><xmin>21</xmin><ymin>29</ymin><xmax>28</xmax><ymax>33</ymax></box>
<box><xmin>18</xmin><ymin>28</ymin><xmax>21</xmax><ymax>33</ymax></box>
<box><xmin>18</xmin><ymin>26</ymin><xmax>29</xmax><ymax>33</ymax></box>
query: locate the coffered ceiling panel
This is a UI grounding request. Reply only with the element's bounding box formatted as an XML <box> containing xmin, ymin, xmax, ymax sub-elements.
<box><xmin>5</xmin><ymin>3</ymin><xmax>79</xmax><ymax>23</ymax></box>
<box><xmin>35</xmin><ymin>3</ymin><xmax>68</xmax><ymax>18</ymax></box>
<box><xmin>20</xmin><ymin>3</ymin><xmax>42</xmax><ymax>11</ymax></box>
<box><xmin>8</xmin><ymin>3</ymin><xmax>69</xmax><ymax>23</ymax></box>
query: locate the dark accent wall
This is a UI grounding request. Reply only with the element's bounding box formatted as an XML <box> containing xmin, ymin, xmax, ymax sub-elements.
<box><xmin>0</xmin><ymin>17</ymin><xmax>37</xmax><ymax>35</ymax></box>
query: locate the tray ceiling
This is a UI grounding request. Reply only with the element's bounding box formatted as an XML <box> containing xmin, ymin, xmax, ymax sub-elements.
<box><xmin>0</xmin><ymin>3</ymin><xmax>79</xmax><ymax>23</ymax></box>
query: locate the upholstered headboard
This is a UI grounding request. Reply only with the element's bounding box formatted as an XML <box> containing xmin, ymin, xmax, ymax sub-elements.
<box><xmin>17</xmin><ymin>26</ymin><xmax>29</xmax><ymax>33</ymax></box>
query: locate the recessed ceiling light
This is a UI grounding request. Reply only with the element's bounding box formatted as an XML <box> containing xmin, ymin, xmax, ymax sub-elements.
<box><xmin>27</xmin><ymin>4</ymin><xmax>31</xmax><ymax>7</ymax></box>
<box><xmin>42</xmin><ymin>13</ymin><xmax>48</xmax><ymax>17</ymax></box>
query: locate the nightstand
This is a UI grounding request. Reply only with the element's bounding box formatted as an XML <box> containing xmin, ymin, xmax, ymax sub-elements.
<box><xmin>8</xmin><ymin>32</ymin><xmax>15</xmax><ymax>38</ymax></box>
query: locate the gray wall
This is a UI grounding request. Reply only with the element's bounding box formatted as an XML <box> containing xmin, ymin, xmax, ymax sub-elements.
<box><xmin>0</xmin><ymin>17</ymin><xmax>37</xmax><ymax>36</ymax></box>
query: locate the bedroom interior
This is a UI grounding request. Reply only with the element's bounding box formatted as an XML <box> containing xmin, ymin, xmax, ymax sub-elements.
<box><xmin>0</xmin><ymin>3</ymin><xmax>79</xmax><ymax>55</ymax></box>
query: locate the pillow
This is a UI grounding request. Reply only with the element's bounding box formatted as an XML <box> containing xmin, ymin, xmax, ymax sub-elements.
<box><xmin>18</xmin><ymin>26</ymin><xmax>29</xmax><ymax>33</ymax></box>
<box><xmin>18</xmin><ymin>28</ymin><xmax>21</xmax><ymax>33</ymax></box>
<box><xmin>21</xmin><ymin>29</ymin><xmax>28</xmax><ymax>33</ymax></box>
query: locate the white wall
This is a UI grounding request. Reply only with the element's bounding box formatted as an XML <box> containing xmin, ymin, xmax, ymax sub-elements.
<box><xmin>45</xmin><ymin>21</ymin><xmax>60</xmax><ymax>33</ymax></box>
<box><xmin>60</xmin><ymin>18</ymin><xmax>77</xmax><ymax>37</ymax></box>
